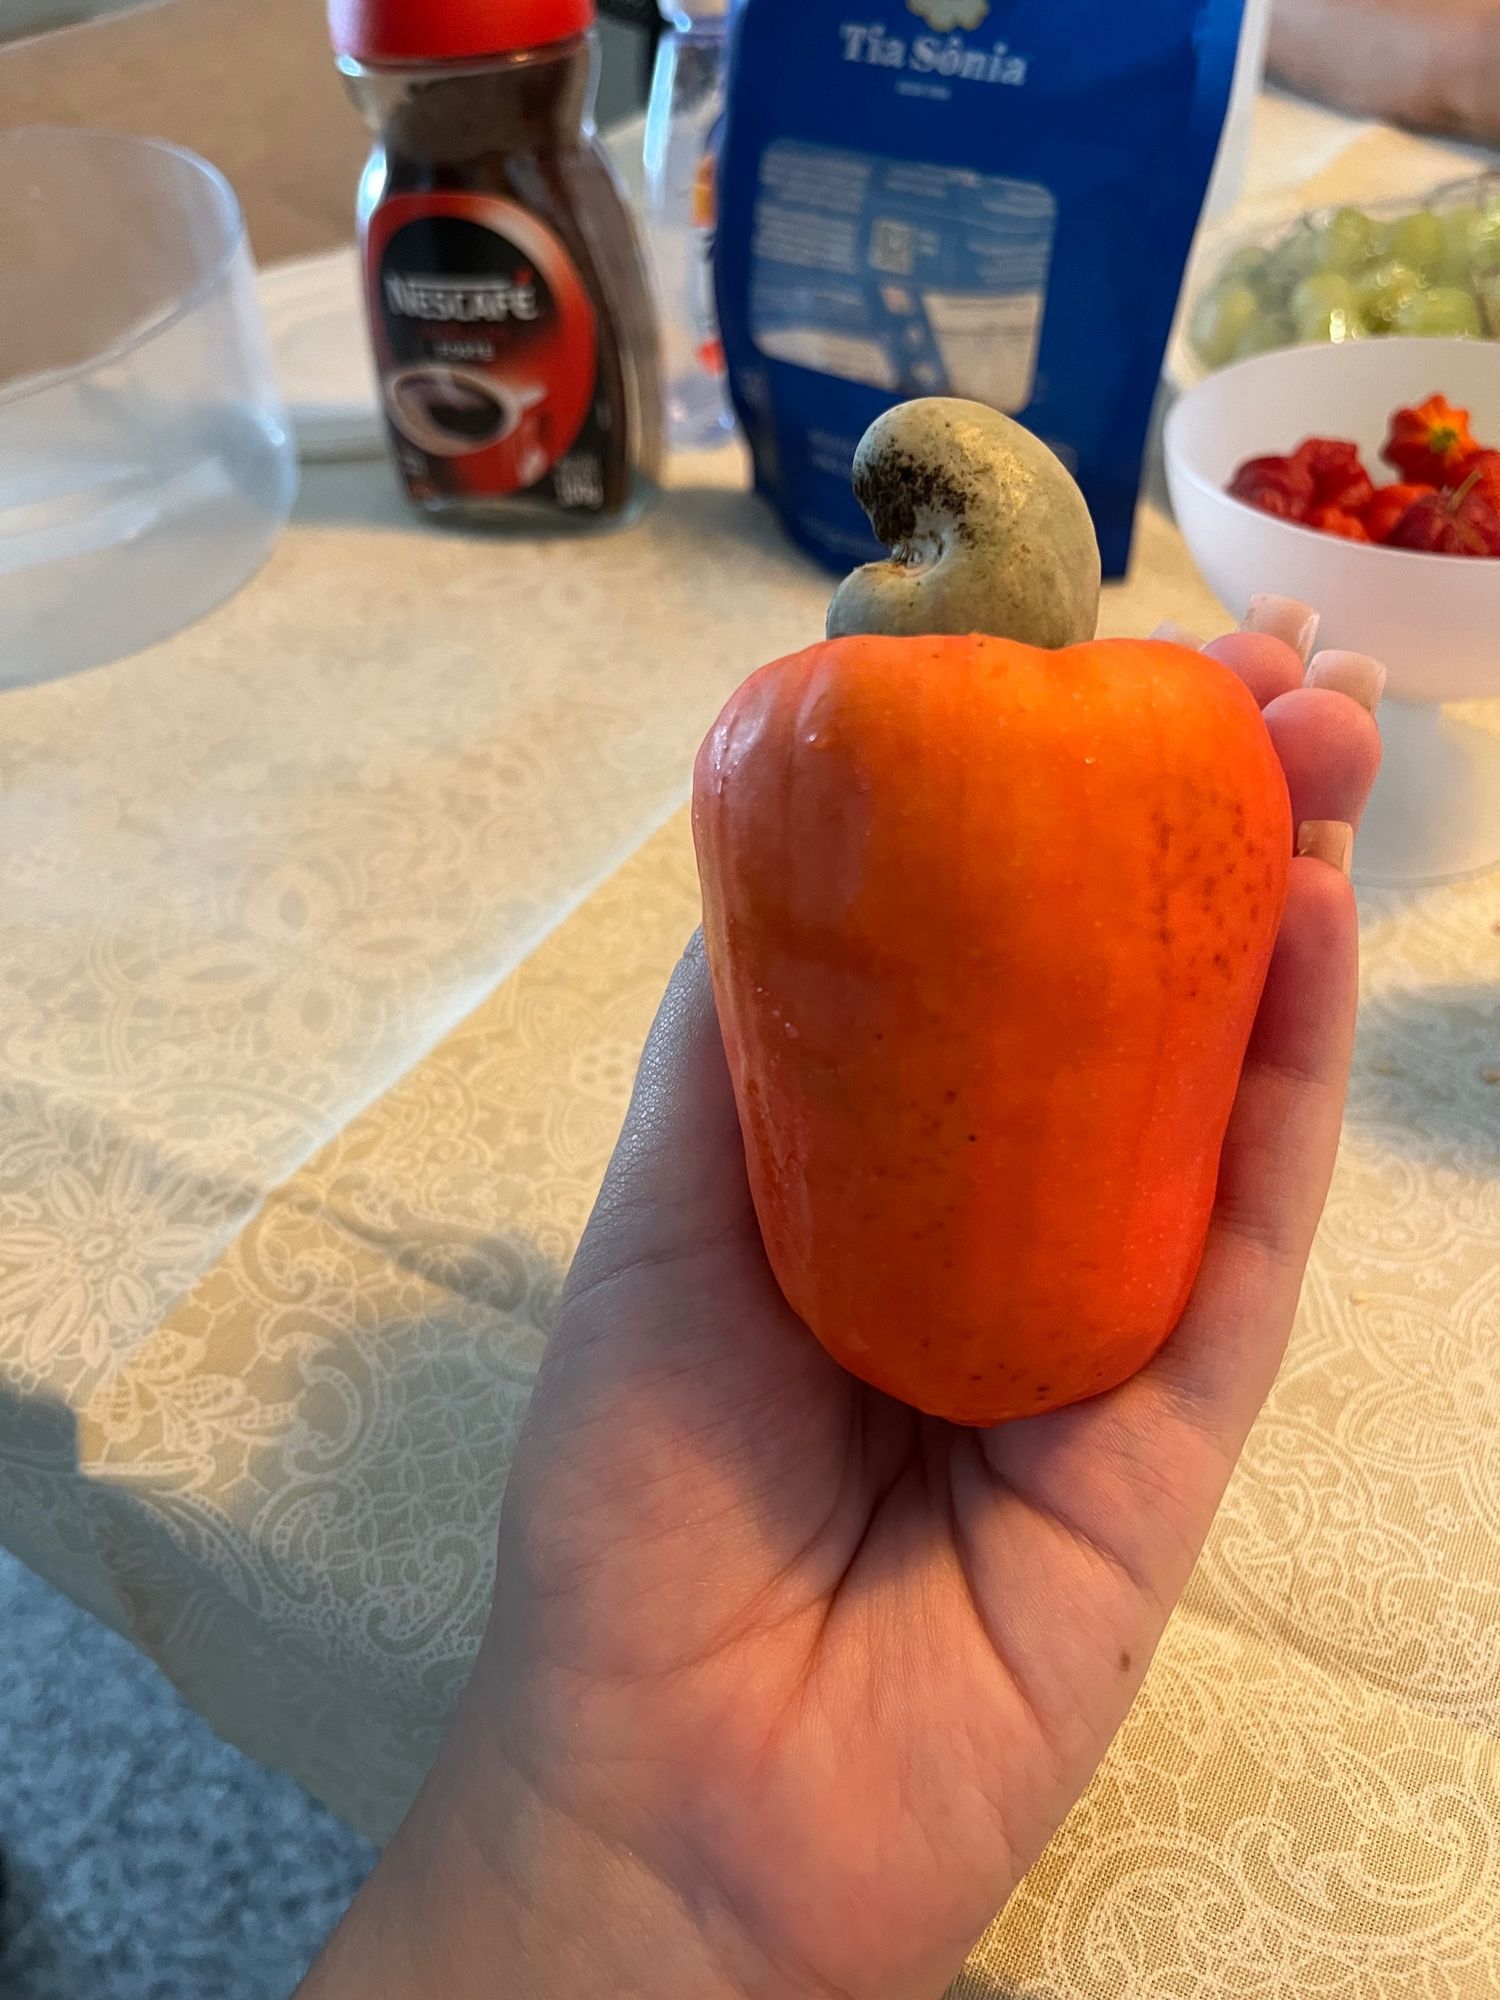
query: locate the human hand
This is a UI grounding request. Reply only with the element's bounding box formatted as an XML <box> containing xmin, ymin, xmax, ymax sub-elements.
<box><xmin>1269</xmin><ymin>0</ymin><xmax>1500</xmax><ymax>147</ymax></box>
<box><xmin>302</xmin><ymin>605</ymin><xmax>1383</xmax><ymax>2000</ymax></box>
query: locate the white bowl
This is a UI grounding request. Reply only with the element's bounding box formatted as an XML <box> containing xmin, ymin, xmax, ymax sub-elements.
<box><xmin>1165</xmin><ymin>337</ymin><xmax>1500</xmax><ymax>884</ymax></box>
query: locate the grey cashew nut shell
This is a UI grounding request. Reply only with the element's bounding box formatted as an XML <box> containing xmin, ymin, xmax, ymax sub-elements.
<box><xmin>825</xmin><ymin>399</ymin><xmax>1102</xmax><ymax>650</ymax></box>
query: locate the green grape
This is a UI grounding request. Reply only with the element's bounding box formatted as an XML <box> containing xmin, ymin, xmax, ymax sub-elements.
<box><xmin>1247</xmin><ymin>192</ymin><xmax>1500</xmax><ymax>349</ymax></box>
<box><xmin>1439</xmin><ymin>204</ymin><xmax>1482</xmax><ymax>284</ymax></box>
<box><xmin>1320</xmin><ymin>206</ymin><xmax>1380</xmax><ymax>275</ymax></box>
<box><xmin>1392</xmin><ymin>285</ymin><xmax>1484</xmax><ymax>337</ymax></box>
<box><xmin>1363</xmin><ymin>218</ymin><xmax>1396</xmax><ymax>265</ymax></box>
<box><xmin>1265</xmin><ymin>220</ymin><xmax>1325</xmax><ymax>298</ymax></box>
<box><xmin>1386</xmin><ymin>211</ymin><xmax>1447</xmax><ymax>282</ymax></box>
<box><xmin>1232</xmin><ymin>312</ymin><xmax>1293</xmax><ymax>360</ymax></box>
<box><xmin>1290</xmin><ymin>271</ymin><xmax>1359</xmax><ymax>343</ymax></box>
<box><xmin>1352</xmin><ymin>260</ymin><xmax>1423</xmax><ymax>333</ymax></box>
<box><xmin>1469</xmin><ymin>204</ymin><xmax>1500</xmax><ymax>275</ymax></box>
<box><xmin>1191</xmin><ymin>279</ymin><xmax>1263</xmax><ymax>368</ymax></box>
<box><xmin>1217</xmin><ymin>245</ymin><xmax>1274</xmax><ymax>297</ymax></box>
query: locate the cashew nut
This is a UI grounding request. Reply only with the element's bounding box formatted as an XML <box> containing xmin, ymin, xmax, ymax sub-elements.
<box><xmin>826</xmin><ymin>399</ymin><xmax>1102</xmax><ymax>650</ymax></box>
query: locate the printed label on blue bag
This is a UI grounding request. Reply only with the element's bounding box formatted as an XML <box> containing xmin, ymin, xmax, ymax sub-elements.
<box><xmin>837</xmin><ymin>9</ymin><xmax>1030</xmax><ymax>95</ymax></box>
<box><xmin>714</xmin><ymin>0</ymin><xmax>1250</xmax><ymax>576</ymax></box>
<box><xmin>749</xmin><ymin>141</ymin><xmax>1055</xmax><ymax>412</ymax></box>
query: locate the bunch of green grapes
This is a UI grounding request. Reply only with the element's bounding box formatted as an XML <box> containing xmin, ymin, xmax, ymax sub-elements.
<box><xmin>1191</xmin><ymin>190</ymin><xmax>1500</xmax><ymax>372</ymax></box>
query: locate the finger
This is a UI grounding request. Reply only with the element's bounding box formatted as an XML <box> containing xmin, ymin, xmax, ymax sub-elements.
<box><xmin>1150</xmin><ymin>622</ymin><xmax>1307</xmax><ymax>710</ymax></box>
<box><xmin>978</xmin><ymin>858</ymin><xmax>1359</xmax><ymax>1620</ymax></box>
<box><xmin>1203</xmin><ymin>632</ymin><xmax>1307</xmax><ymax>709</ymax></box>
<box><xmin>543</xmin><ymin>928</ymin><xmax>831</xmax><ymax>1446</ymax></box>
<box><xmin>517</xmin><ymin>934</ymin><xmax>851</xmax><ymax>1650</ymax></box>
<box><xmin>1238</xmin><ymin>592</ymin><xmax>1321</xmax><ymax>662</ymax></box>
<box><xmin>1304</xmin><ymin>648</ymin><xmax>1386</xmax><ymax>711</ymax></box>
<box><xmin>1144</xmin><ymin>853</ymin><xmax>1360</xmax><ymax>1450</ymax></box>
<box><xmin>1262</xmin><ymin>685</ymin><xmax>1384</xmax><ymax>833</ymax></box>
<box><xmin>573</xmin><ymin>931</ymin><xmax>755</xmax><ymax>1282</ymax></box>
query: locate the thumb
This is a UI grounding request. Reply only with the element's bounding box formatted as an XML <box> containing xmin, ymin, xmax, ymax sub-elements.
<box><xmin>531</xmin><ymin>933</ymin><xmax>846</xmax><ymax>1537</ymax></box>
<box><xmin>562</xmin><ymin>931</ymin><xmax>763</xmax><ymax>1308</ymax></box>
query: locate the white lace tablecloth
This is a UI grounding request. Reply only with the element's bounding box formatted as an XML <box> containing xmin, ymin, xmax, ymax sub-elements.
<box><xmin>2</xmin><ymin>99</ymin><xmax>1498</xmax><ymax>1998</ymax></box>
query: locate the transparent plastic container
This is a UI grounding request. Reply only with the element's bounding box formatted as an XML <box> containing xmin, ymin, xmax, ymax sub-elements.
<box><xmin>643</xmin><ymin>0</ymin><xmax>734</xmax><ymax>450</ymax></box>
<box><xmin>0</xmin><ymin>128</ymin><xmax>298</xmax><ymax>688</ymax></box>
<box><xmin>1202</xmin><ymin>0</ymin><xmax>1273</xmax><ymax>223</ymax></box>
<box><xmin>1173</xmin><ymin>172</ymin><xmax>1500</xmax><ymax>389</ymax></box>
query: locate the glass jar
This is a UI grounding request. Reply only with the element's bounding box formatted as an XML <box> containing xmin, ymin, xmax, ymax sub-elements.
<box><xmin>333</xmin><ymin>0</ymin><xmax>662</xmax><ymax>525</ymax></box>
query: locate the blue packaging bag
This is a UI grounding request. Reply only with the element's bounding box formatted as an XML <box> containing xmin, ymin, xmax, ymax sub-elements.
<box><xmin>714</xmin><ymin>0</ymin><xmax>1246</xmax><ymax>577</ymax></box>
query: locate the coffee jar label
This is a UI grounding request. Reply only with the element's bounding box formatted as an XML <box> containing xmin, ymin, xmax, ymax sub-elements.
<box><xmin>365</xmin><ymin>192</ymin><xmax>605</xmax><ymax>509</ymax></box>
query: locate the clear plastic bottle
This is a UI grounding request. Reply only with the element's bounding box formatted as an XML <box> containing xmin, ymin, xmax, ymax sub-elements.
<box><xmin>643</xmin><ymin>0</ymin><xmax>735</xmax><ymax>450</ymax></box>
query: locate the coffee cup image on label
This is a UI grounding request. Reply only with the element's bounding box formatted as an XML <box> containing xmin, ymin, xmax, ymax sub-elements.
<box><xmin>384</xmin><ymin>365</ymin><xmax>546</xmax><ymax>458</ymax></box>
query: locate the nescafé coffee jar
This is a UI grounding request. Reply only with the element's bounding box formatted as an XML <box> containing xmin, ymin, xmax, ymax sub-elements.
<box><xmin>331</xmin><ymin>0</ymin><xmax>662</xmax><ymax>524</ymax></box>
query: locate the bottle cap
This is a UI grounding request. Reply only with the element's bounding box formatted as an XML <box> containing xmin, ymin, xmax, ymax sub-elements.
<box><xmin>330</xmin><ymin>0</ymin><xmax>593</xmax><ymax>64</ymax></box>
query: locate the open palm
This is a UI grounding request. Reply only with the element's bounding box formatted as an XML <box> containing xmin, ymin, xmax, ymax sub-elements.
<box><xmin>362</xmin><ymin>629</ymin><xmax>1382</xmax><ymax>2000</ymax></box>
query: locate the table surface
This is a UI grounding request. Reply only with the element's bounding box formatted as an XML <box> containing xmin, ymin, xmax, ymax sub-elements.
<box><xmin>3</xmin><ymin>90</ymin><xmax>1499</xmax><ymax>2000</ymax></box>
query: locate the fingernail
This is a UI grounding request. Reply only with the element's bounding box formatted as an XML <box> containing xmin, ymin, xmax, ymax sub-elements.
<box><xmin>1305</xmin><ymin>648</ymin><xmax>1386</xmax><ymax>714</ymax></box>
<box><xmin>1150</xmin><ymin>620</ymin><xmax>1207</xmax><ymax>650</ymax></box>
<box><xmin>1297</xmin><ymin>820</ymin><xmax>1354</xmax><ymax>879</ymax></box>
<box><xmin>1242</xmin><ymin>595</ymin><xmax>1320</xmax><ymax>664</ymax></box>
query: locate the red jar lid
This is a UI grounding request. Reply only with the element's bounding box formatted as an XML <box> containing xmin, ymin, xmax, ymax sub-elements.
<box><xmin>330</xmin><ymin>0</ymin><xmax>593</xmax><ymax>63</ymax></box>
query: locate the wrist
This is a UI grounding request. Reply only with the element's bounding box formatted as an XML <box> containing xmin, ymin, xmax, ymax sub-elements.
<box><xmin>299</xmin><ymin>1707</ymin><xmax>773</xmax><ymax>2000</ymax></box>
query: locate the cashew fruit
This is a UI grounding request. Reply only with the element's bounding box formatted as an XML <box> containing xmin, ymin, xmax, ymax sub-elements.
<box><xmin>692</xmin><ymin>400</ymin><xmax>1292</xmax><ymax>1425</ymax></box>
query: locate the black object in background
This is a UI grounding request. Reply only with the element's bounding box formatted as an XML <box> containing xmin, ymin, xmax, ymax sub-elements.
<box><xmin>598</xmin><ymin>0</ymin><xmax>660</xmax><ymax>107</ymax></box>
